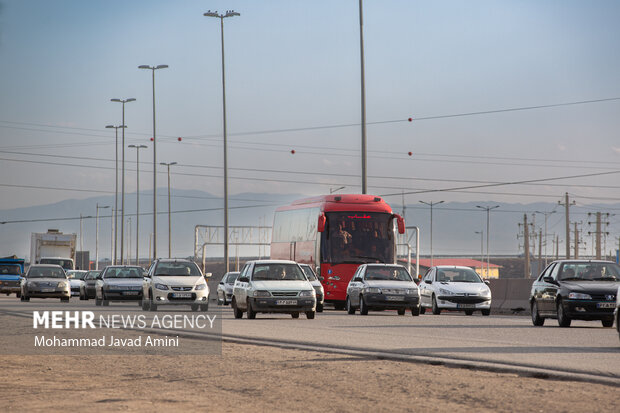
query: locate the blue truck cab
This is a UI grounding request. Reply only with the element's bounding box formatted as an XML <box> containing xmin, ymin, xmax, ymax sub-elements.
<box><xmin>0</xmin><ymin>256</ymin><xmax>25</xmax><ymax>297</ymax></box>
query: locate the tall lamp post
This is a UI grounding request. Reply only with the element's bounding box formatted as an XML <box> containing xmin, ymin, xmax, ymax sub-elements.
<box><xmin>204</xmin><ymin>9</ymin><xmax>240</xmax><ymax>273</ymax></box>
<box><xmin>138</xmin><ymin>64</ymin><xmax>168</xmax><ymax>262</ymax></box>
<box><xmin>535</xmin><ymin>210</ymin><xmax>556</xmax><ymax>267</ymax></box>
<box><xmin>476</xmin><ymin>205</ymin><xmax>500</xmax><ymax>277</ymax></box>
<box><xmin>96</xmin><ymin>204</ymin><xmax>109</xmax><ymax>270</ymax></box>
<box><xmin>105</xmin><ymin>124</ymin><xmax>126</xmax><ymax>264</ymax></box>
<box><xmin>358</xmin><ymin>0</ymin><xmax>367</xmax><ymax>194</ymax></box>
<box><xmin>129</xmin><ymin>144</ymin><xmax>148</xmax><ymax>266</ymax></box>
<box><xmin>160</xmin><ymin>162</ymin><xmax>177</xmax><ymax>258</ymax></box>
<box><xmin>110</xmin><ymin>98</ymin><xmax>136</xmax><ymax>265</ymax></box>
<box><xmin>419</xmin><ymin>200</ymin><xmax>444</xmax><ymax>266</ymax></box>
<box><xmin>474</xmin><ymin>230</ymin><xmax>483</xmax><ymax>276</ymax></box>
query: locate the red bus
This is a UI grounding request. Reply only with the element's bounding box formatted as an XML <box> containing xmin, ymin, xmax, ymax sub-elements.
<box><xmin>270</xmin><ymin>194</ymin><xmax>405</xmax><ymax>309</ymax></box>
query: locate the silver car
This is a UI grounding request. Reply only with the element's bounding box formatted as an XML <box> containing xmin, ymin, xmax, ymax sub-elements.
<box><xmin>20</xmin><ymin>264</ymin><xmax>70</xmax><ymax>302</ymax></box>
<box><xmin>298</xmin><ymin>264</ymin><xmax>324</xmax><ymax>312</ymax></box>
<box><xmin>96</xmin><ymin>265</ymin><xmax>144</xmax><ymax>306</ymax></box>
<box><xmin>232</xmin><ymin>260</ymin><xmax>316</xmax><ymax>319</ymax></box>
<box><xmin>66</xmin><ymin>270</ymin><xmax>88</xmax><ymax>300</ymax></box>
<box><xmin>346</xmin><ymin>264</ymin><xmax>420</xmax><ymax>316</ymax></box>
<box><xmin>217</xmin><ymin>271</ymin><xmax>240</xmax><ymax>305</ymax></box>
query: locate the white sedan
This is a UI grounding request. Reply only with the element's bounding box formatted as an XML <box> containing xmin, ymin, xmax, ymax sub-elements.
<box><xmin>418</xmin><ymin>266</ymin><xmax>491</xmax><ymax>315</ymax></box>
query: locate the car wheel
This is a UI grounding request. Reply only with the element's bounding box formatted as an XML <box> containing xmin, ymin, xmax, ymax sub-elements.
<box><xmin>232</xmin><ymin>298</ymin><xmax>243</xmax><ymax>319</ymax></box>
<box><xmin>359</xmin><ymin>295</ymin><xmax>369</xmax><ymax>315</ymax></box>
<box><xmin>531</xmin><ymin>300</ymin><xmax>544</xmax><ymax>326</ymax></box>
<box><xmin>79</xmin><ymin>291</ymin><xmax>85</xmax><ymax>300</ymax></box>
<box><xmin>16</xmin><ymin>291</ymin><xmax>21</xmax><ymax>299</ymax></box>
<box><xmin>141</xmin><ymin>298</ymin><xmax>150</xmax><ymax>311</ymax></box>
<box><xmin>191</xmin><ymin>304</ymin><xmax>199</xmax><ymax>312</ymax></box>
<box><xmin>61</xmin><ymin>297</ymin><xmax>69</xmax><ymax>302</ymax></box>
<box><xmin>557</xmin><ymin>298</ymin><xmax>571</xmax><ymax>327</ymax></box>
<box><xmin>291</xmin><ymin>312</ymin><xmax>300</xmax><ymax>319</ymax></box>
<box><xmin>346</xmin><ymin>296</ymin><xmax>355</xmax><ymax>314</ymax></box>
<box><xmin>217</xmin><ymin>296</ymin><xmax>223</xmax><ymax>306</ymax></box>
<box><xmin>601</xmin><ymin>318</ymin><xmax>614</xmax><ymax>328</ymax></box>
<box><xmin>481</xmin><ymin>309</ymin><xmax>490</xmax><ymax>316</ymax></box>
<box><xmin>23</xmin><ymin>295</ymin><xmax>30</xmax><ymax>302</ymax></box>
<box><xmin>397</xmin><ymin>308</ymin><xmax>406</xmax><ymax>316</ymax></box>
<box><xmin>95</xmin><ymin>294</ymin><xmax>101</xmax><ymax>306</ymax></box>
<box><xmin>465</xmin><ymin>310</ymin><xmax>474</xmax><ymax>316</ymax></box>
<box><xmin>432</xmin><ymin>295</ymin><xmax>441</xmax><ymax>315</ymax></box>
<box><xmin>411</xmin><ymin>305</ymin><xmax>420</xmax><ymax>316</ymax></box>
<box><xmin>102</xmin><ymin>292</ymin><xmax>109</xmax><ymax>307</ymax></box>
<box><xmin>316</xmin><ymin>303</ymin><xmax>324</xmax><ymax>313</ymax></box>
<box><xmin>306</xmin><ymin>311</ymin><xmax>315</xmax><ymax>319</ymax></box>
<box><xmin>149</xmin><ymin>290</ymin><xmax>157</xmax><ymax>311</ymax></box>
<box><xmin>334</xmin><ymin>302</ymin><xmax>345</xmax><ymax>311</ymax></box>
<box><xmin>419</xmin><ymin>306</ymin><xmax>426</xmax><ymax>315</ymax></box>
<box><xmin>200</xmin><ymin>304</ymin><xmax>209</xmax><ymax>312</ymax></box>
<box><xmin>247</xmin><ymin>299</ymin><xmax>257</xmax><ymax>319</ymax></box>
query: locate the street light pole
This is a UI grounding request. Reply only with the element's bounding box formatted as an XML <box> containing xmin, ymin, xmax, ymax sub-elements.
<box><xmin>129</xmin><ymin>144</ymin><xmax>148</xmax><ymax>266</ymax></box>
<box><xmin>160</xmin><ymin>162</ymin><xmax>177</xmax><ymax>258</ymax></box>
<box><xmin>535</xmin><ymin>210</ymin><xmax>556</xmax><ymax>267</ymax></box>
<box><xmin>110</xmin><ymin>98</ymin><xmax>136</xmax><ymax>265</ymax></box>
<box><xmin>105</xmin><ymin>124</ymin><xmax>126</xmax><ymax>264</ymax></box>
<box><xmin>475</xmin><ymin>230</ymin><xmax>483</xmax><ymax>276</ymax></box>
<box><xmin>419</xmin><ymin>201</ymin><xmax>444</xmax><ymax>266</ymax></box>
<box><xmin>476</xmin><ymin>205</ymin><xmax>500</xmax><ymax>277</ymax></box>
<box><xmin>96</xmin><ymin>204</ymin><xmax>109</xmax><ymax>270</ymax></box>
<box><xmin>204</xmin><ymin>9</ymin><xmax>240</xmax><ymax>273</ymax></box>
<box><xmin>138</xmin><ymin>64</ymin><xmax>168</xmax><ymax>262</ymax></box>
<box><xmin>358</xmin><ymin>0</ymin><xmax>367</xmax><ymax>194</ymax></box>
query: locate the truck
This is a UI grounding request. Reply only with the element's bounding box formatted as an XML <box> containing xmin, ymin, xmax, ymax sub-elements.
<box><xmin>0</xmin><ymin>255</ymin><xmax>25</xmax><ymax>297</ymax></box>
<box><xmin>30</xmin><ymin>229</ymin><xmax>77</xmax><ymax>271</ymax></box>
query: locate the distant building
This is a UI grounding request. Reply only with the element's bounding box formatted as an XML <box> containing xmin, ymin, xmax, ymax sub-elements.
<box><xmin>399</xmin><ymin>258</ymin><xmax>501</xmax><ymax>279</ymax></box>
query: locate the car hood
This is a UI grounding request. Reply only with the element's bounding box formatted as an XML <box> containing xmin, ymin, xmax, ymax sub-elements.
<box><xmin>560</xmin><ymin>281</ymin><xmax>620</xmax><ymax>294</ymax></box>
<box><xmin>365</xmin><ymin>280</ymin><xmax>418</xmax><ymax>290</ymax></box>
<box><xmin>103</xmin><ymin>278</ymin><xmax>144</xmax><ymax>287</ymax></box>
<box><xmin>26</xmin><ymin>278</ymin><xmax>67</xmax><ymax>284</ymax></box>
<box><xmin>0</xmin><ymin>275</ymin><xmax>21</xmax><ymax>281</ymax></box>
<box><xmin>152</xmin><ymin>275</ymin><xmax>204</xmax><ymax>287</ymax></box>
<box><xmin>69</xmin><ymin>279</ymin><xmax>84</xmax><ymax>287</ymax></box>
<box><xmin>251</xmin><ymin>280</ymin><xmax>313</xmax><ymax>291</ymax></box>
<box><xmin>434</xmin><ymin>282</ymin><xmax>489</xmax><ymax>294</ymax></box>
<box><xmin>309</xmin><ymin>280</ymin><xmax>322</xmax><ymax>288</ymax></box>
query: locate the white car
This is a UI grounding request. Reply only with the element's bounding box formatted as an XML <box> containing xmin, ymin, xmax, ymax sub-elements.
<box><xmin>217</xmin><ymin>271</ymin><xmax>240</xmax><ymax>305</ymax></box>
<box><xmin>298</xmin><ymin>264</ymin><xmax>324</xmax><ymax>312</ymax></box>
<box><xmin>66</xmin><ymin>270</ymin><xmax>88</xmax><ymax>300</ymax></box>
<box><xmin>142</xmin><ymin>259</ymin><xmax>210</xmax><ymax>312</ymax></box>
<box><xmin>345</xmin><ymin>264</ymin><xmax>420</xmax><ymax>316</ymax></box>
<box><xmin>419</xmin><ymin>266</ymin><xmax>491</xmax><ymax>315</ymax></box>
<box><xmin>231</xmin><ymin>260</ymin><xmax>316</xmax><ymax>319</ymax></box>
<box><xmin>615</xmin><ymin>286</ymin><xmax>620</xmax><ymax>341</ymax></box>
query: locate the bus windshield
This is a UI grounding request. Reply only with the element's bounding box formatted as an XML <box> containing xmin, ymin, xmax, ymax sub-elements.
<box><xmin>321</xmin><ymin>212</ymin><xmax>394</xmax><ymax>264</ymax></box>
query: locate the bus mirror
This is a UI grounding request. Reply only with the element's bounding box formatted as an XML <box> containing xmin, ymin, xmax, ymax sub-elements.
<box><xmin>317</xmin><ymin>214</ymin><xmax>326</xmax><ymax>232</ymax></box>
<box><xmin>395</xmin><ymin>214</ymin><xmax>405</xmax><ymax>234</ymax></box>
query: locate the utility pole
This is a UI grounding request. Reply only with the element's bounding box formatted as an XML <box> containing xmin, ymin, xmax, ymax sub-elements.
<box><xmin>522</xmin><ymin>214</ymin><xmax>531</xmax><ymax>278</ymax></box>
<box><xmin>574</xmin><ymin>222</ymin><xmax>579</xmax><ymax>259</ymax></box>
<box><xmin>538</xmin><ymin>228</ymin><xmax>542</xmax><ymax>274</ymax></box>
<box><xmin>587</xmin><ymin>212</ymin><xmax>610</xmax><ymax>259</ymax></box>
<box><xmin>558</xmin><ymin>193</ymin><xmax>575</xmax><ymax>259</ymax></box>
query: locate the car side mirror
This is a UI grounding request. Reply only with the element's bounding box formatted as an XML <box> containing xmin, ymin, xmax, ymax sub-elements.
<box><xmin>318</xmin><ymin>276</ymin><xmax>324</xmax><ymax>282</ymax></box>
<box><xmin>204</xmin><ymin>272</ymin><xmax>212</xmax><ymax>279</ymax></box>
<box><xmin>353</xmin><ymin>277</ymin><xmax>362</xmax><ymax>282</ymax></box>
<box><xmin>424</xmin><ymin>280</ymin><xmax>432</xmax><ymax>284</ymax></box>
<box><xmin>238</xmin><ymin>276</ymin><xmax>249</xmax><ymax>283</ymax></box>
<box><xmin>543</xmin><ymin>276</ymin><xmax>558</xmax><ymax>285</ymax></box>
<box><xmin>484</xmin><ymin>280</ymin><xmax>490</xmax><ymax>285</ymax></box>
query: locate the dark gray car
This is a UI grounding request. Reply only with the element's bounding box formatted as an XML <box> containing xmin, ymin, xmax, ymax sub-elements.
<box><xmin>20</xmin><ymin>264</ymin><xmax>70</xmax><ymax>302</ymax></box>
<box><xmin>95</xmin><ymin>265</ymin><xmax>144</xmax><ymax>306</ymax></box>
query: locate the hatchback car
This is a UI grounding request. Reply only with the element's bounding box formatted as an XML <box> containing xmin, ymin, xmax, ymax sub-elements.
<box><xmin>142</xmin><ymin>259</ymin><xmax>210</xmax><ymax>311</ymax></box>
<box><xmin>419</xmin><ymin>266</ymin><xmax>492</xmax><ymax>315</ymax></box>
<box><xmin>345</xmin><ymin>264</ymin><xmax>420</xmax><ymax>316</ymax></box>
<box><xmin>20</xmin><ymin>264</ymin><xmax>70</xmax><ymax>302</ymax></box>
<box><xmin>298</xmin><ymin>264</ymin><xmax>325</xmax><ymax>312</ymax></box>
<box><xmin>231</xmin><ymin>260</ymin><xmax>316</xmax><ymax>319</ymax></box>
<box><xmin>530</xmin><ymin>260</ymin><xmax>619</xmax><ymax>327</ymax></box>
<box><xmin>66</xmin><ymin>270</ymin><xmax>88</xmax><ymax>300</ymax></box>
<box><xmin>217</xmin><ymin>271</ymin><xmax>240</xmax><ymax>305</ymax></box>
<box><xmin>95</xmin><ymin>265</ymin><xmax>144</xmax><ymax>306</ymax></box>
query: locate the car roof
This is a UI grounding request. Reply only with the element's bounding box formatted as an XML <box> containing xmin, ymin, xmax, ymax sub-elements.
<box><xmin>29</xmin><ymin>264</ymin><xmax>63</xmax><ymax>269</ymax></box>
<box><xmin>365</xmin><ymin>264</ymin><xmax>405</xmax><ymax>268</ymax></box>
<box><xmin>434</xmin><ymin>265</ymin><xmax>474</xmax><ymax>270</ymax></box>
<box><xmin>247</xmin><ymin>260</ymin><xmax>298</xmax><ymax>265</ymax></box>
<box><xmin>550</xmin><ymin>260</ymin><xmax>616</xmax><ymax>264</ymax></box>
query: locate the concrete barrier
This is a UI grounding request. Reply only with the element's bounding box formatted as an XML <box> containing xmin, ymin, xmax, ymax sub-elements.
<box><xmin>488</xmin><ymin>278</ymin><xmax>533</xmax><ymax>312</ymax></box>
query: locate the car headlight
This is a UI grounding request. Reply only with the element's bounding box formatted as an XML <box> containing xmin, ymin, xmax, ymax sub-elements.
<box><xmin>27</xmin><ymin>281</ymin><xmax>36</xmax><ymax>287</ymax></box>
<box><xmin>155</xmin><ymin>283</ymin><xmax>169</xmax><ymax>291</ymax></box>
<box><xmin>480</xmin><ymin>288</ymin><xmax>491</xmax><ymax>298</ymax></box>
<box><xmin>439</xmin><ymin>288</ymin><xmax>453</xmax><ymax>295</ymax></box>
<box><xmin>299</xmin><ymin>290</ymin><xmax>315</xmax><ymax>297</ymax></box>
<box><xmin>365</xmin><ymin>287</ymin><xmax>382</xmax><ymax>294</ymax></box>
<box><xmin>57</xmin><ymin>281</ymin><xmax>68</xmax><ymax>288</ymax></box>
<box><xmin>253</xmin><ymin>290</ymin><xmax>271</xmax><ymax>297</ymax></box>
<box><xmin>406</xmin><ymin>288</ymin><xmax>418</xmax><ymax>295</ymax></box>
<box><xmin>568</xmin><ymin>292</ymin><xmax>592</xmax><ymax>300</ymax></box>
<box><xmin>195</xmin><ymin>283</ymin><xmax>207</xmax><ymax>291</ymax></box>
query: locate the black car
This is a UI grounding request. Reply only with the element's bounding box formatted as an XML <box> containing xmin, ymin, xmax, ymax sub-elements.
<box><xmin>95</xmin><ymin>265</ymin><xmax>144</xmax><ymax>306</ymax></box>
<box><xmin>530</xmin><ymin>260</ymin><xmax>619</xmax><ymax>328</ymax></box>
<box><xmin>83</xmin><ymin>270</ymin><xmax>100</xmax><ymax>299</ymax></box>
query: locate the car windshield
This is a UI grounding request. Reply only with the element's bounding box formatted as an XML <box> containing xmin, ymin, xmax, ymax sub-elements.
<box><xmin>225</xmin><ymin>272</ymin><xmax>239</xmax><ymax>284</ymax></box>
<box><xmin>436</xmin><ymin>268</ymin><xmax>482</xmax><ymax>283</ymax></box>
<box><xmin>104</xmin><ymin>267</ymin><xmax>144</xmax><ymax>278</ymax></box>
<box><xmin>558</xmin><ymin>262</ymin><xmax>620</xmax><ymax>281</ymax></box>
<box><xmin>252</xmin><ymin>264</ymin><xmax>306</xmax><ymax>281</ymax></box>
<box><xmin>364</xmin><ymin>266</ymin><xmax>413</xmax><ymax>281</ymax></box>
<box><xmin>27</xmin><ymin>267</ymin><xmax>66</xmax><ymax>279</ymax></box>
<box><xmin>85</xmin><ymin>271</ymin><xmax>100</xmax><ymax>280</ymax></box>
<box><xmin>66</xmin><ymin>271</ymin><xmax>87</xmax><ymax>280</ymax></box>
<box><xmin>154</xmin><ymin>262</ymin><xmax>201</xmax><ymax>277</ymax></box>
<box><xmin>39</xmin><ymin>258</ymin><xmax>73</xmax><ymax>270</ymax></box>
<box><xmin>300</xmin><ymin>265</ymin><xmax>317</xmax><ymax>281</ymax></box>
<box><xmin>0</xmin><ymin>264</ymin><xmax>21</xmax><ymax>275</ymax></box>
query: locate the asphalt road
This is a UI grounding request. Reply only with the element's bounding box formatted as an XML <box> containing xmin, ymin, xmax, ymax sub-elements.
<box><xmin>1</xmin><ymin>296</ymin><xmax>619</xmax><ymax>385</ymax></box>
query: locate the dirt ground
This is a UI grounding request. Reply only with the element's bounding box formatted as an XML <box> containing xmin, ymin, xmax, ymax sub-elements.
<box><xmin>0</xmin><ymin>340</ymin><xmax>617</xmax><ymax>412</ymax></box>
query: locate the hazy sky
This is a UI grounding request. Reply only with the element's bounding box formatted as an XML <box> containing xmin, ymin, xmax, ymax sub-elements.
<box><xmin>1</xmin><ymin>1</ymin><xmax>620</xmax><ymax>221</ymax></box>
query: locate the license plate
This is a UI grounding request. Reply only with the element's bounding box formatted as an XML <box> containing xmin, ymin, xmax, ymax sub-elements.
<box><xmin>41</xmin><ymin>288</ymin><xmax>55</xmax><ymax>293</ymax></box>
<box><xmin>386</xmin><ymin>295</ymin><xmax>403</xmax><ymax>301</ymax></box>
<box><xmin>71</xmin><ymin>291</ymin><xmax>80</xmax><ymax>296</ymax></box>
<box><xmin>123</xmin><ymin>291</ymin><xmax>139</xmax><ymax>295</ymax></box>
<box><xmin>457</xmin><ymin>304</ymin><xmax>476</xmax><ymax>309</ymax></box>
<box><xmin>276</xmin><ymin>299</ymin><xmax>297</xmax><ymax>305</ymax></box>
<box><xmin>597</xmin><ymin>302</ymin><xmax>615</xmax><ymax>309</ymax></box>
<box><xmin>172</xmin><ymin>292</ymin><xmax>192</xmax><ymax>298</ymax></box>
